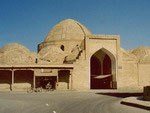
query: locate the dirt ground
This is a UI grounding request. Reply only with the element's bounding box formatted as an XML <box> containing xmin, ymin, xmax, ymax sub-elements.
<box><xmin>0</xmin><ymin>91</ymin><xmax>149</xmax><ymax>113</ymax></box>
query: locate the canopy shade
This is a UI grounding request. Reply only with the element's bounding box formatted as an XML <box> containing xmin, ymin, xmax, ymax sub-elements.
<box><xmin>93</xmin><ymin>74</ymin><xmax>112</xmax><ymax>79</ymax></box>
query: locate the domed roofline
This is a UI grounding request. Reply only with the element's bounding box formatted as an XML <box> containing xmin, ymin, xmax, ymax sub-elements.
<box><xmin>66</xmin><ymin>19</ymin><xmax>87</xmax><ymax>36</ymax></box>
<box><xmin>43</xmin><ymin>19</ymin><xmax>92</xmax><ymax>42</ymax></box>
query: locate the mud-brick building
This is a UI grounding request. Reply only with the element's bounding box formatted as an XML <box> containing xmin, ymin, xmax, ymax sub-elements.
<box><xmin>0</xmin><ymin>19</ymin><xmax>150</xmax><ymax>91</ymax></box>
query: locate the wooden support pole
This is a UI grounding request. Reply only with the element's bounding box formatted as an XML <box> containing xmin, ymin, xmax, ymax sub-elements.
<box><xmin>11</xmin><ymin>70</ymin><xmax>14</xmax><ymax>91</ymax></box>
<box><xmin>70</xmin><ymin>70</ymin><xmax>73</xmax><ymax>90</ymax></box>
<box><xmin>69</xmin><ymin>74</ymin><xmax>71</xmax><ymax>90</ymax></box>
<box><xmin>56</xmin><ymin>72</ymin><xmax>59</xmax><ymax>90</ymax></box>
<box><xmin>33</xmin><ymin>74</ymin><xmax>36</xmax><ymax>90</ymax></box>
<box><xmin>69</xmin><ymin>70</ymin><xmax>72</xmax><ymax>90</ymax></box>
<box><xmin>101</xmin><ymin>61</ymin><xmax>103</xmax><ymax>75</ymax></box>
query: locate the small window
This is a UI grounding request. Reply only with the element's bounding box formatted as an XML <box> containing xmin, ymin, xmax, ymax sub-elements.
<box><xmin>60</xmin><ymin>45</ymin><xmax>65</xmax><ymax>51</ymax></box>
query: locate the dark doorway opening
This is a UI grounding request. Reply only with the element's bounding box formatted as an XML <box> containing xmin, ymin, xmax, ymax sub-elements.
<box><xmin>0</xmin><ymin>70</ymin><xmax>11</xmax><ymax>90</ymax></box>
<box><xmin>90</xmin><ymin>56</ymin><xmax>101</xmax><ymax>89</ymax></box>
<box><xmin>36</xmin><ymin>76</ymin><xmax>57</xmax><ymax>89</ymax></box>
<box><xmin>90</xmin><ymin>49</ymin><xmax>115</xmax><ymax>89</ymax></box>
<box><xmin>14</xmin><ymin>70</ymin><xmax>34</xmax><ymax>89</ymax></box>
<box><xmin>58</xmin><ymin>70</ymin><xmax>70</xmax><ymax>89</ymax></box>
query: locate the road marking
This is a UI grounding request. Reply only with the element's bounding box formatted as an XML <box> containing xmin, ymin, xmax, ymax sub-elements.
<box><xmin>45</xmin><ymin>103</ymin><xmax>49</xmax><ymax>106</ymax></box>
<box><xmin>53</xmin><ymin>111</ymin><xmax>56</xmax><ymax>113</ymax></box>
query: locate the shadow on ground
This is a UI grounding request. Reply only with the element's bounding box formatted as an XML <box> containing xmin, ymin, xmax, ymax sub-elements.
<box><xmin>96</xmin><ymin>93</ymin><xmax>143</xmax><ymax>98</ymax></box>
<box><xmin>96</xmin><ymin>93</ymin><xmax>150</xmax><ymax>111</ymax></box>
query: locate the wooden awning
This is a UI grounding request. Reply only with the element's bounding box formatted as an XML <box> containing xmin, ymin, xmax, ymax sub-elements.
<box><xmin>93</xmin><ymin>74</ymin><xmax>112</xmax><ymax>79</ymax></box>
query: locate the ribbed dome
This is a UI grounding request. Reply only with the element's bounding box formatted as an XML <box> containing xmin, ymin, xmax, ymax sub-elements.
<box><xmin>44</xmin><ymin>19</ymin><xmax>92</xmax><ymax>42</ymax></box>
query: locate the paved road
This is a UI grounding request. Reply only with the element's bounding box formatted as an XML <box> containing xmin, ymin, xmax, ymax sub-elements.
<box><xmin>0</xmin><ymin>91</ymin><xmax>149</xmax><ymax>113</ymax></box>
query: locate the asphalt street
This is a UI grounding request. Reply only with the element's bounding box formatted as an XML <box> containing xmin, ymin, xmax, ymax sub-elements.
<box><xmin>0</xmin><ymin>91</ymin><xmax>149</xmax><ymax>113</ymax></box>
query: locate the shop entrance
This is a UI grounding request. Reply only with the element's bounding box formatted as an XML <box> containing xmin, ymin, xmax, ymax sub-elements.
<box><xmin>36</xmin><ymin>76</ymin><xmax>57</xmax><ymax>89</ymax></box>
<box><xmin>0</xmin><ymin>70</ymin><xmax>11</xmax><ymax>90</ymax></box>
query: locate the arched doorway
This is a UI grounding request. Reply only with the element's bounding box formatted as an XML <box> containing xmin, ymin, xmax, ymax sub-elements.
<box><xmin>90</xmin><ymin>48</ymin><xmax>117</xmax><ymax>89</ymax></box>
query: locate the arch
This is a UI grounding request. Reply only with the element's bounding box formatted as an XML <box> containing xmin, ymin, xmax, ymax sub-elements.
<box><xmin>90</xmin><ymin>48</ymin><xmax>117</xmax><ymax>89</ymax></box>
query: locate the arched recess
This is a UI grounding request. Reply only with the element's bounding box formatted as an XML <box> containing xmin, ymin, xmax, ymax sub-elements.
<box><xmin>60</xmin><ymin>45</ymin><xmax>65</xmax><ymax>51</ymax></box>
<box><xmin>90</xmin><ymin>48</ymin><xmax>117</xmax><ymax>89</ymax></box>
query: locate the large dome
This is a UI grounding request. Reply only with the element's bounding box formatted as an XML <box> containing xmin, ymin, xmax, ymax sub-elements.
<box><xmin>38</xmin><ymin>45</ymin><xmax>66</xmax><ymax>64</ymax></box>
<box><xmin>44</xmin><ymin>19</ymin><xmax>92</xmax><ymax>42</ymax></box>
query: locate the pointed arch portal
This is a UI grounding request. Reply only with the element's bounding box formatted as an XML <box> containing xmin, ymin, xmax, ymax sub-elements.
<box><xmin>90</xmin><ymin>48</ymin><xmax>117</xmax><ymax>89</ymax></box>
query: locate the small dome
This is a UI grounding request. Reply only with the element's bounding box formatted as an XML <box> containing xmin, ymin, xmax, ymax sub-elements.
<box><xmin>0</xmin><ymin>43</ymin><xmax>38</xmax><ymax>64</ymax></box>
<box><xmin>140</xmin><ymin>55</ymin><xmax>150</xmax><ymax>63</ymax></box>
<box><xmin>44</xmin><ymin>19</ymin><xmax>92</xmax><ymax>42</ymax></box>
<box><xmin>2</xmin><ymin>43</ymin><xmax>30</xmax><ymax>53</ymax></box>
<box><xmin>38</xmin><ymin>45</ymin><xmax>66</xmax><ymax>64</ymax></box>
<box><xmin>120</xmin><ymin>48</ymin><xmax>137</xmax><ymax>61</ymax></box>
<box><xmin>132</xmin><ymin>46</ymin><xmax>150</xmax><ymax>60</ymax></box>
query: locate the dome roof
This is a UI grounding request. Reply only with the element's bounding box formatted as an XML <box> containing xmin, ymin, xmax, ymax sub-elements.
<box><xmin>131</xmin><ymin>46</ymin><xmax>150</xmax><ymax>60</ymax></box>
<box><xmin>1</xmin><ymin>43</ymin><xmax>30</xmax><ymax>53</ymax></box>
<box><xmin>0</xmin><ymin>43</ymin><xmax>38</xmax><ymax>64</ymax></box>
<box><xmin>44</xmin><ymin>19</ymin><xmax>92</xmax><ymax>42</ymax></box>
<box><xmin>38</xmin><ymin>45</ymin><xmax>66</xmax><ymax>64</ymax></box>
<box><xmin>140</xmin><ymin>55</ymin><xmax>150</xmax><ymax>63</ymax></box>
<box><xmin>120</xmin><ymin>48</ymin><xmax>138</xmax><ymax>61</ymax></box>
<box><xmin>129</xmin><ymin>46</ymin><xmax>150</xmax><ymax>63</ymax></box>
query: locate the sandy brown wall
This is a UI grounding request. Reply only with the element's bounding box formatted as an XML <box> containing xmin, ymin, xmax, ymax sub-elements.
<box><xmin>118</xmin><ymin>60</ymin><xmax>138</xmax><ymax>88</ymax></box>
<box><xmin>72</xmin><ymin>60</ymin><xmax>90</xmax><ymax>90</ymax></box>
<box><xmin>138</xmin><ymin>64</ymin><xmax>150</xmax><ymax>86</ymax></box>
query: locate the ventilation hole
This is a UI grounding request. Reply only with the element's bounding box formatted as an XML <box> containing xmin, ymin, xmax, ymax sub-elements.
<box><xmin>60</xmin><ymin>45</ymin><xmax>65</xmax><ymax>51</ymax></box>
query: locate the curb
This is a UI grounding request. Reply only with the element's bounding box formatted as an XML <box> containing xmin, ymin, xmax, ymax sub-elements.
<box><xmin>121</xmin><ymin>97</ymin><xmax>150</xmax><ymax>111</ymax></box>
